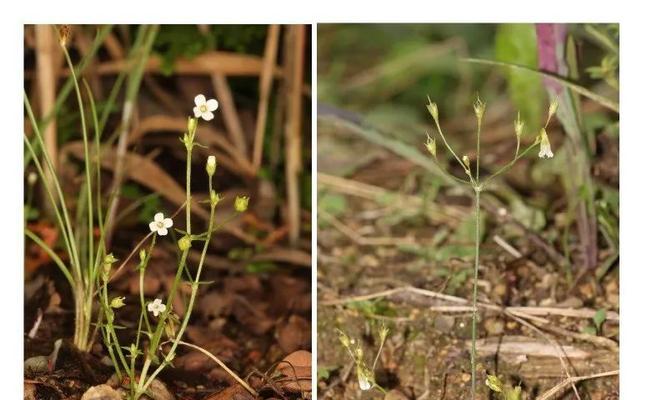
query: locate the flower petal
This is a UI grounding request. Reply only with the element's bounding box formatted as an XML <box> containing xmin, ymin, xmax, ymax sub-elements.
<box><xmin>194</xmin><ymin>94</ymin><xmax>206</xmax><ymax>106</ymax></box>
<box><xmin>158</xmin><ymin>303</ymin><xmax>166</xmax><ymax>312</ymax></box>
<box><xmin>154</xmin><ymin>212</ymin><xmax>164</xmax><ymax>222</ymax></box>
<box><xmin>149</xmin><ymin>221</ymin><xmax>158</xmax><ymax>232</ymax></box>
<box><xmin>193</xmin><ymin>106</ymin><xmax>202</xmax><ymax>118</ymax></box>
<box><xmin>202</xmin><ymin>111</ymin><xmax>214</xmax><ymax>121</ymax></box>
<box><xmin>206</xmin><ymin>99</ymin><xmax>219</xmax><ymax>112</ymax></box>
<box><xmin>158</xmin><ymin>227</ymin><xmax>168</xmax><ymax>236</ymax></box>
<box><xmin>163</xmin><ymin>218</ymin><xmax>173</xmax><ymax>228</ymax></box>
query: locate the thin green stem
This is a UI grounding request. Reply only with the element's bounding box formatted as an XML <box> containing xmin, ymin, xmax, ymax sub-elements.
<box><xmin>482</xmin><ymin>141</ymin><xmax>539</xmax><ymax>188</ymax></box>
<box><xmin>471</xmin><ymin>188</ymin><xmax>480</xmax><ymax>400</ymax></box>
<box><xmin>475</xmin><ymin>119</ymin><xmax>481</xmax><ymax>181</ymax></box>
<box><xmin>432</xmin><ymin>118</ymin><xmax>472</xmax><ymax>182</ymax></box>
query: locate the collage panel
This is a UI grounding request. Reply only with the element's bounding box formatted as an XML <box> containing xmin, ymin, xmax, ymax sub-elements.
<box><xmin>23</xmin><ymin>24</ymin><xmax>312</xmax><ymax>400</ymax></box>
<box><xmin>317</xmin><ymin>23</ymin><xmax>619</xmax><ymax>399</ymax></box>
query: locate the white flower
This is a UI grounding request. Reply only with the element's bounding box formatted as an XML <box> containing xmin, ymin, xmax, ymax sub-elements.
<box><xmin>147</xmin><ymin>298</ymin><xmax>166</xmax><ymax>317</ymax></box>
<box><xmin>538</xmin><ymin>128</ymin><xmax>554</xmax><ymax>159</ymax></box>
<box><xmin>149</xmin><ymin>212</ymin><xmax>173</xmax><ymax>236</ymax></box>
<box><xmin>193</xmin><ymin>94</ymin><xmax>219</xmax><ymax>121</ymax></box>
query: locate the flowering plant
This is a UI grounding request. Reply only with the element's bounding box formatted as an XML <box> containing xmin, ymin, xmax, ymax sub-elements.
<box><xmin>424</xmin><ymin>94</ymin><xmax>557</xmax><ymax>400</ymax></box>
<box><xmin>96</xmin><ymin>95</ymin><xmax>253</xmax><ymax>399</ymax></box>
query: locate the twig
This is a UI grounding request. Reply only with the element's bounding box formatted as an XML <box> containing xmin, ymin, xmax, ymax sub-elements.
<box><xmin>536</xmin><ymin>369</ymin><xmax>618</xmax><ymax>400</ymax></box>
<box><xmin>493</xmin><ymin>234</ymin><xmax>522</xmax><ymax>258</ymax></box>
<box><xmin>504</xmin><ymin>312</ymin><xmax>582</xmax><ymax>400</ymax></box>
<box><xmin>322</xmin><ymin>285</ymin><xmax>618</xmax><ymax>321</ymax></box>
<box><xmin>253</xmin><ymin>24</ymin><xmax>280</xmax><ymax>171</ymax></box>
<box><xmin>320</xmin><ymin>210</ymin><xmax>416</xmax><ymax>247</ymax></box>
<box><xmin>174</xmin><ymin>340</ymin><xmax>257</xmax><ymax>397</ymax></box>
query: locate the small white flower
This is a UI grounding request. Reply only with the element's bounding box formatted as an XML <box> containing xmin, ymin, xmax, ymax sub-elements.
<box><xmin>147</xmin><ymin>298</ymin><xmax>166</xmax><ymax>317</ymax></box>
<box><xmin>193</xmin><ymin>94</ymin><xmax>219</xmax><ymax>121</ymax></box>
<box><xmin>538</xmin><ymin>128</ymin><xmax>554</xmax><ymax>159</ymax></box>
<box><xmin>149</xmin><ymin>212</ymin><xmax>173</xmax><ymax>236</ymax></box>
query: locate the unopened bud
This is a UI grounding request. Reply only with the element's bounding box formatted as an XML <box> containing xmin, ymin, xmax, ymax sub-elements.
<box><xmin>234</xmin><ymin>195</ymin><xmax>249</xmax><ymax>212</ymax></box>
<box><xmin>473</xmin><ymin>96</ymin><xmax>486</xmax><ymax>121</ymax></box>
<box><xmin>548</xmin><ymin>97</ymin><xmax>559</xmax><ymax>118</ymax></box>
<box><xmin>485</xmin><ymin>375</ymin><xmax>503</xmax><ymax>393</ymax></box>
<box><xmin>425</xmin><ymin>134</ymin><xmax>436</xmax><ymax>158</ymax></box>
<box><xmin>206</xmin><ymin>155</ymin><xmax>216</xmax><ymax>177</ymax></box>
<box><xmin>178</xmin><ymin>235</ymin><xmax>192</xmax><ymax>251</ymax></box>
<box><xmin>187</xmin><ymin>117</ymin><xmax>197</xmax><ymax>136</ymax></box>
<box><xmin>462</xmin><ymin>155</ymin><xmax>471</xmax><ymax>170</ymax></box>
<box><xmin>110</xmin><ymin>296</ymin><xmax>125</xmax><ymax>309</ymax></box>
<box><xmin>426</xmin><ymin>96</ymin><xmax>439</xmax><ymax>121</ymax></box>
<box><xmin>58</xmin><ymin>25</ymin><xmax>71</xmax><ymax>47</ymax></box>
<box><xmin>27</xmin><ymin>172</ymin><xmax>38</xmax><ymax>186</ymax></box>
<box><xmin>514</xmin><ymin>112</ymin><xmax>524</xmax><ymax>138</ymax></box>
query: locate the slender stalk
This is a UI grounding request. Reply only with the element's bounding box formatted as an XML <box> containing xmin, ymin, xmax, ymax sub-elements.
<box><xmin>470</xmin><ymin>188</ymin><xmax>480</xmax><ymax>400</ymax></box>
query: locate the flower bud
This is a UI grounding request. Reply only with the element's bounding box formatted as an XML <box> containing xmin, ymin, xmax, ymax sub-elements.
<box><xmin>426</xmin><ymin>96</ymin><xmax>439</xmax><ymax>122</ymax></box>
<box><xmin>485</xmin><ymin>375</ymin><xmax>503</xmax><ymax>393</ymax></box>
<box><xmin>234</xmin><ymin>195</ymin><xmax>249</xmax><ymax>212</ymax></box>
<box><xmin>110</xmin><ymin>296</ymin><xmax>125</xmax><ymax>309</ymax></box>
<box><xmin>378</xmin><ymin>325</ymin><xmax>390</xmax><ymax>342</ymax></box>
<box><xmin>104</xmin><ymin>253</ymin><xmax>118</xmax><ymax>265</ymax></box>
<box><xmin>206</xmin><ymin>155</ymin><xmax>216</xmax><ymax>177</ymax></box>
<box><xmin>139</xmin><ymin>249</ymin><xmax>147</xmax><ymax>263</ymax></box>
<box><xmin>187</xmin><ymin>117</ymin><xmax>197</xmax><ymax>136</ymax></box>
<box><xmin>473</xmin><ymin>96</ymin><xmax>486</xmax><ymax>121</ymax></box>
<box><xmin>548</xmin><ymin>97</ymin><xmax>559</xmax><ymax>118</ymax></box>
<box><xmin>514</xmin><ymin>112</ymin><xmax>524</xmax><ymax>138</ymax></box>
<box><xmin>210</xmin><ymin>190</ymin><xmax>220</xmax><ymax>206</ymax></box>
<box><xmin>58</xmin><ymin>25</ymin><xmax>71</xmax><ymax>47</ymax></box>
<box><xmin>27</xmin><ymin>172</ymin><xmax>38</xmax><ymax>186</ymax></box>
<box><xmin>462</xmin><ymin>155</ymin><xmax>471</xmax><ymax>171</ymax></box>
<box><xmin>178</xmin><ymin>235</ymin><xmax>192</xmax><ymax>251</ymax></box>
<box><xmin>425</xmin><ymin>134</ymin><xmax>436</xmax><ymax>158</ymax></box>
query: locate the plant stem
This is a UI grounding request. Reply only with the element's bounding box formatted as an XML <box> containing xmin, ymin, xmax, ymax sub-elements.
<box><xmin>470</xmin><ymin>187</ymin><xmax>480</xmax><ymax>400</ymax></box>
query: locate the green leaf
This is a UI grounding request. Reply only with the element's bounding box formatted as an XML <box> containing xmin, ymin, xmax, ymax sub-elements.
<box><xmin>319</xmin><ymin>192</ymin><xmax>347</xmax><ymax>217</ymax></box>
<box><xmin>593</xmin><ymin>308</ymin><xmax>607</xmax><ymax>332</ymax></box>
<box><xmin>495</xmin><ymin>24</ymin><xmax>543</xmax><ymax>131</ymax></box>
<box><xmin>245</xmin><ymin>261</ymin><xmax>277</xmax><ymax>274</ymax></box>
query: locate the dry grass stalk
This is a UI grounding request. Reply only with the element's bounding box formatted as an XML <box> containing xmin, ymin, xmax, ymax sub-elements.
<box><xmin>284</xmin><ymin>25</ymin><xmax>306</xmax><ymax>245</ymax></box>
<box><xmin>253</xmin><ymin>24</ymin><xmax>281</xmax><ymax>171</ymax></box>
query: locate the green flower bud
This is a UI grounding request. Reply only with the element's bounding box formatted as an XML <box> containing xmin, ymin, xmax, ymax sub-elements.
<box><xmin>234</xmin><ymin>195</ymin><xmax>249</xmax><ymax>213</ymax></box>
<box><xmin>187</xmin><ymin>117</ymin><xmax>197</xmax><ymax>136</ymax></box>
<box><xmin>473</xmin><ymin>96</ymin><xmax>486</xmax><ymax>121</ymax></box>
<box><xmin>210</xmin><ymin>190</ymin><xmax>220</xmax><ymax>206</ymax></box>
<box><xmin>514</xmin><ymin>112</ymin><xmax>524</xmax><ymax>138</ymax></box>
<box><xmin>110</xmin><ymin>296</ymin><xmax>126</xmax><ymax>309</ymax></box>
<box><xmin>485</xmin><ymin>375</ymin><xmax>503</xmax><ymax>393</ymax></box>
<box><xmin>548</xmin><ymin>97</ymin><xmax>559</xmax><ymax>118</ymax></box>
<box><xmin>206</xmin><ymin>155</ymin><xmax>216</xmax><ymax>177</ymax></box>
<box><xmin>104</xmin><ymin>253</ymin><xmax>118</xmax><ymax>265</ymax></box>
<box><xmin>425</xmin><ymin>134</ymin><xmax>436</xmax><ymax>158</ymax></box>
<box><xmin>426</xmin><ymin>96</ymin><xmax>439</xmax><ymax>122</ymax></box>
<box><xmin>139</xmin><ymin>249</ymin><xmax>147</xmax><ymax>263</ymax></box>
<box><xmin>178</xmin><ymin>235</ymin><xmax>192</xmax><ymax>252</ymax></box>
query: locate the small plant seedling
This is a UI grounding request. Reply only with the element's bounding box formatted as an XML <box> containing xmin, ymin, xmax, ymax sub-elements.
<box><xmin>583</xmin><ymin>308</ymin><xmax>607</xmax><ymax>336</ymax></box>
